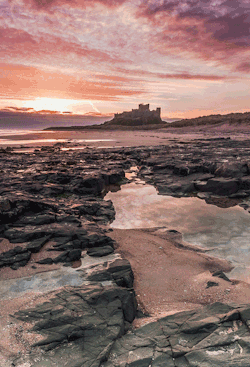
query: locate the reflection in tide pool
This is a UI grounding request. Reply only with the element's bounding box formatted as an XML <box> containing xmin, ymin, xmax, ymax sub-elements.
<box><xmin>105</xmin><ymin>181</ymin><xmax>250</xmax><ymax>282</ymax></box>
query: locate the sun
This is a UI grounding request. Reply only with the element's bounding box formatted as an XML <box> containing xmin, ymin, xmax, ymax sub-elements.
<box><xmin>22</xmin><ymin>98</ymin><xmax>81</xmax><ymax>113</ymax></box>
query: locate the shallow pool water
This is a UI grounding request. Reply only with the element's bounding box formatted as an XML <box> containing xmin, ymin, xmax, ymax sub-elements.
<box><xmin>105</xmin><ymin>181</ymin><xmax>250</xmax><ymax>282</ymax></box>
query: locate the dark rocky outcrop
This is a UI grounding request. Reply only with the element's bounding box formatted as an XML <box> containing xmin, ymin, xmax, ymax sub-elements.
<box><xmin>87</xmin><ymin>245</ymin><xmax>114</xmax><ymax>257</ymax></box>
<box><xmin>12</xmin><ymin>295</ymin><xmax>250</xmax><ymax>367</ymax></box>
<box><xmin>12</xmin><ymin>284</ymin><xmax>137</xmax><ymax>366</ymax></box>
<box><xmin>0</xmin><ymin>246</ymin><xmax>31</xmax><ymax>269</ymax></box>
<box><xmin>88</xmin><ymin>258</ymin><xmax>134</xmax><ymax>288</ymax></box>
<box><xmin>103</xmin><ymin>302</ymin><xmax>250</xmax><ymax>367</ymax></box>
<box><xmin>135</xmin><ymin>139</ymin><xmax>250</xmax><ymax>204</ymax></box>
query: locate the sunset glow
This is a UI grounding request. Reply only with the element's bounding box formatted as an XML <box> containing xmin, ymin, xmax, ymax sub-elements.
<box><xmin>1</xmin><ymin>0</ymin><xmax>250</xmax><ymax>118</ymax></box>
<box><xmin>22</xmin><ymin>98</ymin><xmax>94</xmax><ymax>113</ymax></box>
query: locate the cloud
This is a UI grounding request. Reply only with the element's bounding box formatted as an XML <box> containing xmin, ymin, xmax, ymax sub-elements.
<box><xmin>0</xmin><ymin>27</ymin><xmax>37</xmax><ymax>48</ymax></box>
<box><xmin>3</xmin><ymin>106</ymin><xmax>35</xmax><ymax>112</ymax></box>
<box><xmin>159</xmin><ymin>73</ymin><xmax>227</xmax><ymax>81</ymax></box>
<box><xmin>235</xmin><ymin>62</ymin><xmax>250</xmax><ymax>72</ymax></box>
<box><xmin>115</xmin><ymin>67</ymin><xmax>229</xmax><ymax>81</ymax></box>
<box><xmin>17</xmin><ymin>0</ymin><xmax>127</xmax><ymax>11</ymax></box>
<box><xmin>139</xmin><ymin>0</ymin><xmax>250</xmax><ymax>23</ymax></box>
<box><xmin>0</xmin><ymin>63</ymin><xmax>144</xmax><ymax>101</ymax></box>
<box><xmin>137</xmin><ymin>0</ymin><xmax>250</xmax><ymax>72</ymax></box>
<box><xmin>0</xmin><ymin>26</ymin><xmax>125</xmax><ymax>65</ymax></box>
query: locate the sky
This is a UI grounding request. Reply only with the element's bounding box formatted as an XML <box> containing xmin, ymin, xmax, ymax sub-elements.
<box><xmin>1</xmin><ymin>0</ymin><xmax>250</xmax><ymax>119</ymax></box>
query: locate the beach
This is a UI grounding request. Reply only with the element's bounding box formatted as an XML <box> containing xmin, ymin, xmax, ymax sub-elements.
<box><xmin>1</xmin><ymin>123</ymin><xmax>250</xmax><ymax>150</ymax></box>
<box><xmin>1</xmin><ymin>127</ymin><xmax>250</xmax><ymax>366</ymax></box>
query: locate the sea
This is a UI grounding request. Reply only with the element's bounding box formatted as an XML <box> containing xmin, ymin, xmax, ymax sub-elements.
<box><xmin>0</xmin><ymin>111</ymin><xmax>110</xmax><ymax>147</ymax></box>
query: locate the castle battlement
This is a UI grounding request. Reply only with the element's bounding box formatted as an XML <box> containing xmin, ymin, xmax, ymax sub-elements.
<box><xmin>114</xmin><ymin>104</ymin><xmax>161</xmax><ymax>121</ymax></box>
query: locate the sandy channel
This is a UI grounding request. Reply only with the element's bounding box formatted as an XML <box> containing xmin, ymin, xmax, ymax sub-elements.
<box><xmin>109</xmin><ymin>227</ymin><xmax>250</xmax><ymax>326</ymax></box>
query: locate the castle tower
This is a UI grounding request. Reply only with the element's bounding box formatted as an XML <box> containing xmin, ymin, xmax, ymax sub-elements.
<box><xmin>156</xmin><ymin>107</ymin><xmax>161</xmax><ymax>117</ymax></box>
<box><xmin>139</xmin><ymin>104</ymin><xmax>150</xmax><ymax>111</ymax></box>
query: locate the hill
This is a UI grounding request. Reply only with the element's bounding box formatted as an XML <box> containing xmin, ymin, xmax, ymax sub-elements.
<box><xmin>167</xmin><ymin>111</ymin><xmax>250</xmax><ymax>128</ymax></box>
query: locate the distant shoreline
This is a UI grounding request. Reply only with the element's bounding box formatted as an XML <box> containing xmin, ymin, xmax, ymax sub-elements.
<box><xmin>43</xmin><ymin>122</ymin><xmax>170</xmax><ymax>131</ymax></box>
<box><xmin>43</xmin><ymin>110</ymin><xmax>250</xmax><ymax>131</ymax></box>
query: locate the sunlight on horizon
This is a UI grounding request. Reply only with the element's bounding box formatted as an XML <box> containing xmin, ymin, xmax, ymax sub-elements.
<box><xmin>21</xmin><ymin>98</ymin><xmax>99</xmax><ymax>114</ymax></box>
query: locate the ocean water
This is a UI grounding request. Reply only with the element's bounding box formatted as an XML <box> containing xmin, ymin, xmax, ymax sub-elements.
<box><xmin>0</xmin><ymin>129</ymin><xmax>42</xmax><ymax>136</ymax></box>
<box><xmin>0</xmin><ymin>128</ymin><xmax>116</xmax><ymax>147</ymax></box>
<box><xmin>0</xmin><ymin>110</ymin><xmax>107</xmax><ymax>132</ymax></box>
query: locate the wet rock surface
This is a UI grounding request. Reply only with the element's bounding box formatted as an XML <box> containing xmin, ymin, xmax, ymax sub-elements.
<box><xmin>103</xmin><ymin>302</ymin><xmax>250</xmax><ymax>367</ymax></box>
<box><xmin>136</xmin><ymin>138</ymin><xmax>250</xmax><ymax>205</ymax></box>
<box><xmin>1</xmin><ymin>138</ymin><xmax>250</xmax><ymax>366</ymax></box>
<box><xmin>0</xmin><ymin>147</ymin><xmax>127</xmax><ymax>270</ymax></box>
<box><xmin>11</xmin><ymin>283</ymin><xmax>137</xmax><ymax>367</ymax></box>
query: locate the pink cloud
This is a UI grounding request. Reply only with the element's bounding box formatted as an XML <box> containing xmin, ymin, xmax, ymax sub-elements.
<box><xmin>0</xmin><ymin>63</ymin><xmax>144</xmax><ymax>100</ymax></box>
<box><xmin>0</xmin><ymin>27</ymin><xmax>37</xmax><ymax>49</ymax></box>
<box><xmin>0</xmin><ymin>28</ymin><xmax>128</xmax><ymax>67</ymax></box>
<box><xmin>137</xmin><ymin>0</ymin><xmax>250</xmax><ymax>72</ymax></box>
<box><xmin>115</xmin><ymin>67</ymin><xmax>229</xmax><ymax>81</ymax></box>
<box><xmin>20</xmin><ymin>0</ymin><xmax>127</xmax><ymax>10</ymax></box>
<box><xmin>0</xmin><ymin>26</ymin><xmax>125</xmax><ymax>65</ymax></box>
<box><xmin>235</xmin><ymin>62</ymin><xmax>250</xmax><ymax>72</ymax></box>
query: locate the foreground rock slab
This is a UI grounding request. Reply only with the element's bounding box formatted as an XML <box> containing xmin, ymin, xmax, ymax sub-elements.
<box><xmin>10</xmin><ymin>283</ymin><xmax>137</xmax><ymax>367</ymax></box>
<box><xmin>9</xmin><ymin>298</ymin><xmax>250</xmax><ymax>367</ymax></box>
<box><xmin>104</xmin><ymin>302</ymin><xmax>250</xmax><ymax>367</ymax></box>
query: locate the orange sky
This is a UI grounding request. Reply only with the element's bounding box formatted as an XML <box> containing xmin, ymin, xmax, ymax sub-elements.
<box><xmin>1</xmin><ymin>0</ymin><xmax>250</xmax><ymax>119</ymax></box>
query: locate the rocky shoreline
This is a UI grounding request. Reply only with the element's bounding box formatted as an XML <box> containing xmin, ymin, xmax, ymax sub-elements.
<box><xmin>1</xmin><ymin>136</ymin><xmax>250</xmax><ymax>366</ymax></box>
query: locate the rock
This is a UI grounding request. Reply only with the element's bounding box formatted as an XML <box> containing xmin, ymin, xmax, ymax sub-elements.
<box><xmin>15</xmin><ymin>214</ymin><xmax>56</xmax><ymax>226</ymax></box>
<box><xmin>212</xmin><ymin>270</ymin><xmax>231</xmax><ymax>282</ymax></box>
<box><xmin>4</xmin><ymin>223</ymin><xmax>89</xmax><ymax>245</ymax></box>
<box><xmin>4</xmin><ymin>226</ymin><xmax>52</xmax><ymax>243</ymax></box>
<box><xmin>106</xmin><ymin>169</ymin><xmax>125</xmax><ymax>184</ymax></box>
<box><xmin>0</xmin><ymin>197</ymin><xmax>11</xmax><ymax>211</ymax></box>
<box><xmin>214</xmin><ymin>162</ymin><xmax>248</xmax><ymax>178</ymax></box>
<box><xmin>71</xmin><ymin>174</ymin><xmax>106</xmax><ymax>196</ymax></box>
<box><xmin>36</xmin><ymin>257</ymin><xmax>54</xmax><ymax>265</ymax></box>
<box><xmin>53</xmin><ymin>249</ymin><xmax>82</xmax><ymax>264</ymax></box>
<box><xmin>0</xmin><ymin>246</ymin><xmax>31</xmax><ymax>268</ymax></box>
<box><xmin>87</xmin><ymin>233</ymin><xmax>115</xmax><ymax>249</ymax></box>
<box><xmin>195</xmin><ymin>178</ymin><xmax>240</xmax><ymax>196</ymax></box>
<box><xmin>69</xmin><ymin>199</ymin><xmax>115</xmax><ymax>223</ymax></box>
<box><xmin>88</xmin><ymin>258</ymin><xmax>134</xmax><ymax>288</ymax></box>
<box><xmin>12</xmin><ymin>284</ymin><xmax>137</xmax><ymax>366</ymax></box>
<box><xmin>206</xmin><ymin>281</ymin><xmax>219</xmax><ymax>288</ymax></box>
<box><xmin>26</xmin><ymin>235</ymin><xmax>51</xmax><ymax>253</ymax></box>
<box><xmin>87</xmin><ymin>245</ymin><xmax>114</xmax><ymax>257</ymax></box>
<box><xmin>102</xmin><ymin>302</ymin><xmax>250</xmax><ymax>367</ymax></box>
<box><xmin>197</xmin><ymin>192</ymin><xmax>210</xmax><ymax>199</ymax></box>
<box><xmin>240</xmin><ymin>176</ymin><xmax>250</xmax><ymax>190</ymax></box>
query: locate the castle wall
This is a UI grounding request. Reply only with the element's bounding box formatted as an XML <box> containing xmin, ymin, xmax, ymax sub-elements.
<box><xmin>114</xmin><ymin>104</ymin><xmax>161</xmax><ymax>120</ymax></box>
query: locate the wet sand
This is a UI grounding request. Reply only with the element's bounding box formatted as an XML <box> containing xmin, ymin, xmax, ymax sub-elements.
<box><xmin>0</xmin><ymin>129</ymin><xmax>203</xmax><ymax>148</ymax></box>
<box><xmin>1</xmin><ymin>124</ymin><xmax>250</xmax><ymax>150</ymax></box>
<box><xmin>109</xmin><ymin>228</ymin><xmax>250</xmax><ymax>326</ymax></box>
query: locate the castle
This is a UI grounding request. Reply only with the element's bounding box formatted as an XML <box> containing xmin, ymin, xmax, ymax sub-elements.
<box><xmin>103</xmin><ymin>103</ymin><xmax>162</xmax><ymax>126</ymax></box>
<box><xmin>114</xmin><ymin>104</ymin><xmax>161</xmax><ymax>122</ymax></box>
